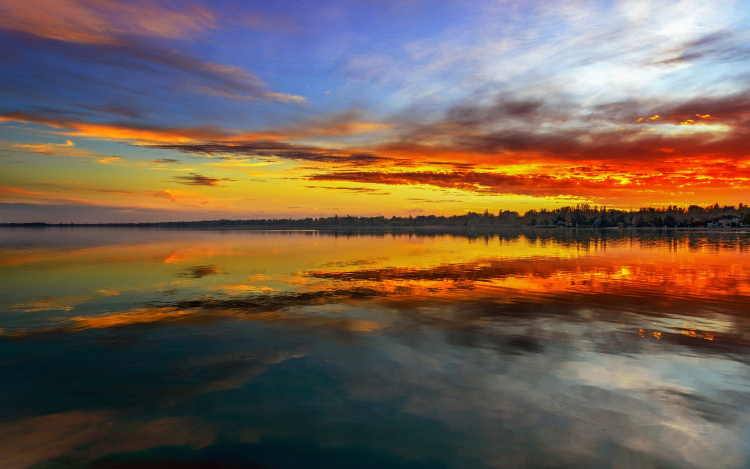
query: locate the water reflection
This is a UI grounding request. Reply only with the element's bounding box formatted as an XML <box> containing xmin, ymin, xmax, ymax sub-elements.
<box><xmin>1</xmin><ymin>228</ymin><xmax>749</xmax><ymax>468</ymax></box>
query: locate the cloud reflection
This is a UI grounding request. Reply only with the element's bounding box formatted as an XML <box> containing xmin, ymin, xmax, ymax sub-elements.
<box><xmin>1</xmin><ymin>229</ymin><xmax>750</xmax><ymax>468</ymax></box>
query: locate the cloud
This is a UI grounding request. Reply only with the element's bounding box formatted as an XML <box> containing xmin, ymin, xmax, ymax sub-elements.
<box><xmin>145</xmin><ymin>190</ymin><xmax>177</xmax><ymax>203</ymax></box>
<box><xmin>270</xmin><ymin>110</ymin><xmax>395</xmax><ymax>139</ymax></box>
<box><xmin>1</xmin><ymin>139</ymin><xmax>119</xmax><ymax>159</ymax></box>
<box><xmin>378</xmin><ymin>91</ymin><xmax>750</xmax><ymax>165</ymax></box>
<box><xmin>258</xmin><ymin>91</ymin><xmax>307</xmax><ymax>104</ymax></box>
<box><xmin>172</xmin><ymin>173</ymin><xmax>233</xmax><ymax>187</ymax></box>
<box><xmin>407</xmin><ymin>198</ymin><xmax>464</xmax><ymax>203</ymax></box>
<box><xmin>0</xmin><ymin>0</ymin><xmax>216</xmax><ymax>45</ymax></box>
<box><xmin>0</xmin><ymin>186</ymin><xmax>43</xmax><ymax>195</ymax></box>
<box><xmin>7</xmin><ymin>90</ymin><xmax>747</xmax><ymax>170</ymax></box>
<box><xmin>55</xmin><ymin>41</ymin><xmax>304</xmax><ymax>103</ymax></box>
<box><xmin>1</xmin><ymin>112</ymin><xmax>384</xmax><ymax>147</ymax></box>
<box><xmin>97</xmin><ymin>157</ymin><xmax>121</xmax><ymax>163</ymax></box>
<box><xmin>304</xmin><ymin>185</ymin><xmax>390</xmax><ymax>195</ymax></box>
<box><xmin>1</xmin><ymin>111</ymin><xmax>234</xmax><ymax>143</ymax></box>
<box><xmin>6</xmin><ymin>87</ymin><xmax>750</xmax><ymax>204</ymax></box>
<box><xmin>307</xmin><ymin>170</ymin><xmax>613</xmax><ymax>197</ymax></box>
<box><xmin>14</xmin><ymin>140</ymin><xmax>74</xmax><ymax>150</ymax></box>
<box><xmin>1</xmin><ymin>0</ymin><xmax>749</xmax><ymax>210</ymax></box>
<box><xmin>152</xmin><ymin>141</ymin><xmax>401</xmax><ymax>167</ymax></box>
<box><xmin>650</xmin><ymin>31</ymin><xmax>750</xmax><ymax>67</ymax></box>
<box><xmin>0</xmin><ymin>1</ymin><xmax>305</xmax><ymax>104</ymax></box>
<box><xmin>308</xmin><ymin>167</ymin><xmax>750</xmax><ymax>200</ymax></box>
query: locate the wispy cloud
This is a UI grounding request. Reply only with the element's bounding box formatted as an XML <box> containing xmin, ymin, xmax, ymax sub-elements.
<box><xmin>153</xmin><ymin>141</ymin><xmax>401</xmax><ymax>167</ymax></box>
<box><xmin>97</xmin><ymin>156</ymin><xmax>122</xmax><ymax>164</ymax></box>
<box><xmin>0</xmin><ymin>186</ymin><xmax>43</xmax><ymax>195</ymax></box>
<box><xmin>14</xmin><ymin>139</ymin><xmax>75</xmax><ymax>150</ymax></box>
<box><xmin>0</xmin><ymin>0</ymin><xmax>305</xmax><ymax>105</ymax></box>
<box><xmin>0</xmin><ymin>0</ymin><xmax>216</xmax><ymax>44</ymax></box>
<box><xmin>304</xmin><ymin>185</ymin><xmax>390</xmax><ymax>195</ymax></box>
<box><xmin>172</xmin><ymin>173</ymin><xmax>234</xmax><ymax>187</ymax></box>
<box><xmin>152</xmin><ymin>158</ymin><xmax>182</xmax><ymax>164</ymax></box>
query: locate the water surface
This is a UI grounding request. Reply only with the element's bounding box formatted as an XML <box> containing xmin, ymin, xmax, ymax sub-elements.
<box><xmin>1</xmin><ymin>228</ymin><xmax>749</xmax><ymax>468</ymax></box>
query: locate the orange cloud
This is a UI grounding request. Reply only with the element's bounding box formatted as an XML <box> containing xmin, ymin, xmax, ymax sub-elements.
<box><xmin>2</xmin><ymin>111</ymin><xmax>233</xmax><ymax>143</ymax></box>
<box><xmin>4</xmin><ymin>89</ymin><xmax>750</xmax><ymax>208</ymax></box>
<box><xmin>0</xmin><ymin>186</ymin><xmax>43</xmax><ymax>195</ymax></box>
<box><xmin>97</xmin><ymin>156</ymin><xmax>121</xmax><ymax>163</ymax></box>
<box><xmin>307</xmin><ymin>164</ymin><xmax>750</xmax><ymax>203</ymax></box>
<box><xmin>14</xmin><ymin>140</ymin><xmax>74</xmax><ymax>150</ymax></box>
<box><xmin>1</xmin><ymin>110</ymin><xmax>394</xmax><ymax>146</ymax></box>
<box><xmin>0</xmin><ymin>0</ymin><xmax>216</xmax><ymax>45</ymax></box>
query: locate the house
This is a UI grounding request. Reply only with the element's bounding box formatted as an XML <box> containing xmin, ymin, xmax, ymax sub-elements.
<box><xmin>707</xmin><ymin>217</ymin><xmax>740</xmax><ymax>228</ymax></box>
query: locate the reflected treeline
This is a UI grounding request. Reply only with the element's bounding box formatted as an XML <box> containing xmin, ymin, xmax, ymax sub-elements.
<box><xmin>252</xmin><ymin>228</ymin><xmax>749</xmax><ymax>253</ymax></box>
<box><xmin>7</xmin><ymin>254</ymin><xmax>749</xmax><ymax>365</ymax></box>
<box><xmin>3</xmin><ymin>226</ymin><xmax>749</xmax><ymax>254</ymax></box>
<box><xmin>2</xmin><ymin>227</ymin><xmax>749</xmax><ymax>366</ymax></box>
<box><xmin>175</xmin><ymin>265</ymin><xmax>221</xmax><ymax>279</ymax></box>
<box><xmin>173</xmin><ymin>287</ymin><xmax>387</xmax><ymax>312</ymax></box>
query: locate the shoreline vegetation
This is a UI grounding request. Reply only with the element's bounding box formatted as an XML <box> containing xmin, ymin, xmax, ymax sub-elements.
<box><xmin>3</xmin><ymin>203</ymin><xmax>750</xmax><ymax>229</ymax></box>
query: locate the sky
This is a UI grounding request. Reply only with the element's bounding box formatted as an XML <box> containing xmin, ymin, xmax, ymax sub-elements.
<box><xmin>1</xmin><ymin>0</ymin><xmax>749</xmax><ymax>223</ymax></box>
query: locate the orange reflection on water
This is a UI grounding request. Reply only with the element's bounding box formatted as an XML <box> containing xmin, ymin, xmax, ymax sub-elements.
<box><xmin>312</xmin><ymin>251</ymin><xmax>750</xmax><ymax>305</ymax></box>
<box><xmin>1</xmin><ymin>229</ymin><xmax>749</xmax><ymax>337</ymax></box>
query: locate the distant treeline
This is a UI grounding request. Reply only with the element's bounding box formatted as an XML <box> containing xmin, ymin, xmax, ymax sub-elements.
<box><xmin>4</xmin><ymin>203</ymin><xmax>750</xmax><ymax>228</ymax></box>
<box><xmin>511</xmin><ymin>203</ymin><xmax>750</xmax><ymax>228</ymax></box>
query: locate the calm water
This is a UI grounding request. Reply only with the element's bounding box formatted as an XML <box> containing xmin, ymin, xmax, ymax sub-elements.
<box><xmin>1</xmin><ymin>228</ymin><xmax>749</xmax><ymax>469</ymax></box>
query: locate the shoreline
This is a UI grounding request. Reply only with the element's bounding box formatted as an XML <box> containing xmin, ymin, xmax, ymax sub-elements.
<box><xmin>1</xmin><ymin>224</ymin><xmax>748</xmax><ymax>232</ymax></box>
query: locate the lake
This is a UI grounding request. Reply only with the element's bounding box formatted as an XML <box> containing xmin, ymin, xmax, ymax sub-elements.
<box><xmin>1</xmin><ymin>228</ymin><xmax>749</xmax><ymax>468</ymax></box>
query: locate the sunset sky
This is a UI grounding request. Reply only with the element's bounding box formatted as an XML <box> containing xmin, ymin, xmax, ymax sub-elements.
<box><xmin>1</xmin><ymin>0</ymin><xmax>749</xmax><ymax>222</ymax></box>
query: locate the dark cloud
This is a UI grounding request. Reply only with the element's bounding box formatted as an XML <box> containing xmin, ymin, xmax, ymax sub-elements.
<box><xmin>172</xmin><ymin>173</ymin><xmax>233</xmax><ymax>187</ymax></box>
<box><xmin>651</xmin><ymin>31</ymin><xmax>750</xmax><ymax>66</ymax></box>
<box><xmin>150</xmin><ymin>141</ymin><xmax>402</xmax><ymax>167</ymax></box>
<box><xmin>445</xmin><ymin>96</ymin><xmax>550</xmax><ymax>126</ymax></box>
<box><xmin>413</xmin><ymin>92</ymin><xmax>749</xmax><ymax>158</ymax></box>
<box><xmin>655</xmin><ymin>94</ymin><xmax>750</xmax><ymax>124</ymax></box>
<box><xmin>152</xmin><ymin>158</ymin><xmax>181</xmax><ymax>164</ymax></box>
<box><xmin>593</xmin><ymin>92</ymin><xmax>750</xmax><ymax>126</ymax></box>
<box><xmin>431</xmin><ymin>161</ymin><xmax>477</xmax><ymax>170</ymax></box>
